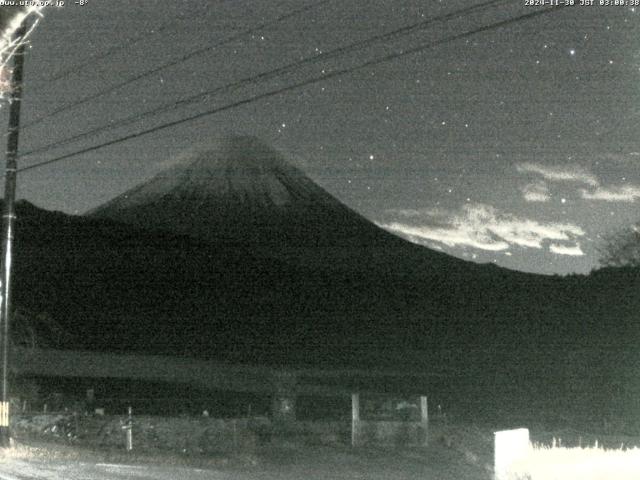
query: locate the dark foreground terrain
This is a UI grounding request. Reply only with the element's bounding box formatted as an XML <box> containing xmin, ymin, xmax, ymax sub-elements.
<box><xmin>5</xmin><ymin>418</ymin><xmax>640</xmax><ymax>480</ymax></box>
<box><xmin>2</xmin><ymin>420</ymin><xmax>492</xmax><ymax>480</ymax></box>
<box><xmin>7</xmin><ymin>411</ymin><xmax>490</xmax><ymax>478</ymax></box>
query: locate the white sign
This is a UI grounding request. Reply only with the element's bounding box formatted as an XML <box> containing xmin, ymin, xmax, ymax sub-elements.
<box><xmin>494</xmin><ymin>428</ymin><xmax>530</xmax><ymax>480</ymax></box>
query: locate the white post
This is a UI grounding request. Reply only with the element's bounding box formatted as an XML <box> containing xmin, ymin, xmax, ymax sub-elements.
<box><xmin>420</xmin><ymin>395</ymin><xmax>428</xmax><ymax>446</ymax></box>
<box><xmin>351</xmin><ymin>393</ymin><xmax>360</xmax><ymax>447</ymax></box>
<box><xmin>494</xmin><ymin>428</ymin><xmax>530</xmax><ymax>480</ymax></box>
<box><xmin>125</xmin><ymin>406</ymin><xmax>133</xmax><ymax>451</ymax></box>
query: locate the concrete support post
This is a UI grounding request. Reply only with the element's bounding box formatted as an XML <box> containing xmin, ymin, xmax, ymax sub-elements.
<box><xmin>420</xmin><ymin>395</ymin><xmax>428</xmax><ymax>446</ymax></box>
<box><xmin>351</xmin><ymin>393</ymin><xmax>360</xmax><ymax>447</ymax></box>
<box><xmin>124</xmin><ymin>406</ymin><xmax>133</xmax><ymax>451</ymax></box>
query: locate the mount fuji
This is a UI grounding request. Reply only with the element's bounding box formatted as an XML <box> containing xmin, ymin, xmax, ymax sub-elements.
<box><xmin>88</xmin><ymin>135</ymin><xmax>449</xmax><ymax>270</ymax></box>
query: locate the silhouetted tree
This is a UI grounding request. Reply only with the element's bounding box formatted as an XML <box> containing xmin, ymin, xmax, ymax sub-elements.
<box><xmin>12</xmin><ymin>308</ymin><xmax>74</xmax><ymax>349</ymax></box>
<box><xmin>597</xmin><ymin>223</ymin><xmax>640</xmax><ymax>268</ymax></box>
<box><xmin>0</xmin><ymin>7</ymin><xmax>25</xmax><ymax>33</ymax></box>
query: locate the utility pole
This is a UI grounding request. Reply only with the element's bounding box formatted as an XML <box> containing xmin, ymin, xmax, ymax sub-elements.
<box><xmin>0</xmin><ymin>22</ymin><xmax>27</xmax><ymax>448</ymax></box>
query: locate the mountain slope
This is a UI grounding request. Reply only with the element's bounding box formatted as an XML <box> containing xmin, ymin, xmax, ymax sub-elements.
<box><xmin>90</xmin><ymin>136</ymin><xmax>383</xmax><ymax>247</ymax></box>
<box><xmin>88</xmin><ymin>136</ymin><xmax>465</xmax><ymax>273</ymax></box>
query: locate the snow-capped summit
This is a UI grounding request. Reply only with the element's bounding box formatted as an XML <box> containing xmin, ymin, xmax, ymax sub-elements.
<box><xmin>88</xmin><ymin>136</ymin><xmax>396</xmax><ymax>254</ymax></box>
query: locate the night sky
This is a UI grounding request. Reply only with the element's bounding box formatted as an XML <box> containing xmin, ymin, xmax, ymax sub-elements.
<box><xmin>1</xmin><ymin>0</ymin><xmax>639</xmax><ymax>275</ymax></box>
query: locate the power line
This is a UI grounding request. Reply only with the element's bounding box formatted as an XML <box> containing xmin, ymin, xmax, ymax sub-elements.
<box><xmin>21</xmin><ymin>0</ymin><xmax>508</xmax><ymax>157</ymax></box>
<box><xmin>43</xmin><ymin>0</ymin><xmax>251</xmax><ymax>84</ymax></box>
<box><xmin>19</xmin><ymin>4</ymin><xmax>569</xmax><ymax>174</ymax></box>
<box><xmin>20</xmin><ymin>4</ymin><xmax>567</xmax><ymax>172</ymax></box>
<box><xmin>22</xmin><ymin>0</ymin><xmax>333</xmax><ymax>130</ymax></box>
<box><xmin>44</xmin><ymin>20</ymin><xmax>176</xmax><ymax>83</ymax></box>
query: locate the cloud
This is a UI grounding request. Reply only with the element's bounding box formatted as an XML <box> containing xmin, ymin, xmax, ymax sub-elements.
<box><xmin>384</xmin><ymin>207</ymin><xmax>444</xmax><ymax>218</ymax></box>
<box><xmin>517</xmin><ymin>162</ymin><xmax>599</xmax><ymax>187</ymax></box>
<box><xmin>380</xmin><ymin>203</ymin><xmax>585</xmax><ymax>255</ymax></box>
<box><xmin>580</xmin><ymin>185</ymin><xmax>640</xmax><ymax>202</ymax></box>
<box><xmin>383</xmin><ymin>221</ymin><xmax>510</xmax><ymax>251</ymax></box>
<box><xmin>516</xmin><ymin>160</ymin><xmax>640</xmax><ymax>203</ymax></box>
<box><xmin>549</xmin><ymin>243</ymin><xmax>584</xmax><ymax>256</ymax></box>
<box><xmin>521</xmin><ymin>182</ymin><xmax>551</xmax><ymax>202</ymax></box>
<box><xmin>516</xmin><ymin>161</ymin><xmax>640</xmax><ymax>204</ymax></box>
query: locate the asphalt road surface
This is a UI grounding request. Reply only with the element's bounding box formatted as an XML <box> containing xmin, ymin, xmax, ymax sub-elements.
<box><xmin>0</xmin><ymin>445</ymin><xmax>489</xmax><ymax>480</ymax></box>
<box><xmin>0</xmin><ymin>459</ymin><xmax>233</xmax><ymax>479</ymax></box>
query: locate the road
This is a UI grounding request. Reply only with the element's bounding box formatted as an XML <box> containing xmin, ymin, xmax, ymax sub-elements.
<box><xmin>0</xmin><ymin>445</ymin><xmax>489</xmax><ymax>480</ymax></box>
<box><xmin>0</xmin><ymin>460</ymin><xmax>219</xmax><ymax>479</ymax></box>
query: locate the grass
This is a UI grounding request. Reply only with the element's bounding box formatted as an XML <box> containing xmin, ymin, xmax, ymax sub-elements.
<box><xmin>507</xmin><ymin>440</ymin><xmax>640</xmax><ymax>480</ymax></box>
<box><xmin>0</xmin><ymin>438</ymin><xmax>259</xmax><ymax>470</ymax></box>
